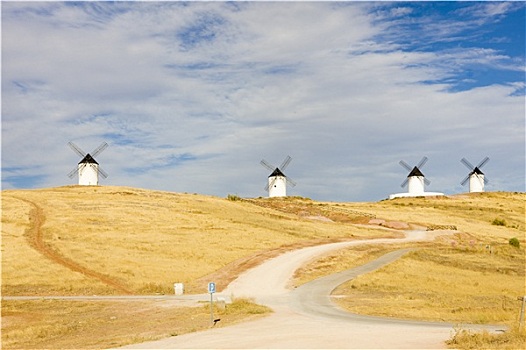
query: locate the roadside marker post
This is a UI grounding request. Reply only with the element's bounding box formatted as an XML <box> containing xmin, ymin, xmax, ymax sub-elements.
<box><xmin>519</xmin><ymin>296</ymin><xmax>526</xmax><ymax>329</ymax></box>
<box><xmin>208</xmin><ymin>282</ymin><xmax>216</xmax><ymax>326</ymax></box>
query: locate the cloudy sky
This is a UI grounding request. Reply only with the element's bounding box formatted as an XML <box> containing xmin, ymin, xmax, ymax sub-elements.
<box><xmin>2</xmin><ymin>1</ymin><xmax>524</xmax><ymax>202</ymax></box>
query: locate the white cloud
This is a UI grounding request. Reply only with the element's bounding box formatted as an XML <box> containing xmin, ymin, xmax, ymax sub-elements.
<box><xmin>462</xmin><ymin>2</ymin><xmax>518</xmax><ymax>20</ymax></box>
<box><xmin>2</xmin><ymin>2</ymin><xmax>524</xmax><ymax>200</ymax></box>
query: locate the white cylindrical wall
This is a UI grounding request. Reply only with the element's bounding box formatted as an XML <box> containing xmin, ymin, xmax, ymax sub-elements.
<box><xmin>79</xmin><ymin>164</ymin><xmax>99</xmax><ymax>186</ymax></box>
<box><xmin>407</xmin><ymin>176</ymin><xmax>424</xmax><ymax>194</ymax></box>
<box><xmin>469</xmin><ymin>174</ymin><xmax>484</xmax><ymax>192</ymax></box>
<box><xmin>269</xmin><ymin>176</ymin><xmax>287</xmax><ymax>197</ymax></box>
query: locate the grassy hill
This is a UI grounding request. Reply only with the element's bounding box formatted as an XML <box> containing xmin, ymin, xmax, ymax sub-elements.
<box><xmin>1</xmin><ymin>186</ymin><xmax>399</xmax><ymax>296</ymax></box>
<box><xmin>1</xmin><ymin>186</ymin><xmax>524</xmax><ymax>349</ymax></box>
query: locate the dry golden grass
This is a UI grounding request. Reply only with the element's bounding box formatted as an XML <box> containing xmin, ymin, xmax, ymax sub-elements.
<box><xmin>292</xmin><ymin>243</ymin><xmax>413</xmax><ymax>287</ymax></box>
<box><xmin>294</xmin><ymin>192</ymin><xmax>525</xmax><ymax>349</ymax></box>
<box><xmin>447</xmin><ymin>325</ymin><xmax>526</xmax><ymax>349</ymax></box>
<box><xmin>1</xmin><ymin>298</ymin><xmax>270</xmax><ymax>349</ymax></box>
<box><xmin>1</xmin><ymin>186</ymin><xmax>389</xmax><ymax>296</ymax></box>
<box><xmin>340</xmin><ymin>192</ymin><xmax>525</xmax><ymax>241</ymax></box>
<box><xmin>332</xmin><ymin>245</ymin><xmax>524</xmax><ymax>324</ymax></box>
<box><xmin>1</xmin><ymin>186</ymin><xmax>524</xmax><ymax>349</ymax></box>
<box><xmin>1</xmin><ymin>186</ymin><xmax>393</xmax><ymax>349</ymax></box>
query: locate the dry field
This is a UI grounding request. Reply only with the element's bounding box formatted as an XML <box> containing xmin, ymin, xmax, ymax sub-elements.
<box><xmin>1</xmin><ymin>185</ymin><xmax>392</xmax><ymax>348</ymax></box>
<box><xmin>1</xmin><ymin>298</ymin><xmax>270</xmax><ymax>349</ymax></box>
<box><xmin>1</xmin><ymin>186</ymin><xmax>392</xmax><ymax>296</ymax></box>
<box><xmin>1</xmin><ymin>186</ymin><xmax>524</xmax><ymax>349</ymax></box>
<box><xmin>292</xmin><ymin>192</ymin><xmax>525</xmax><ymax>349</ymax></box>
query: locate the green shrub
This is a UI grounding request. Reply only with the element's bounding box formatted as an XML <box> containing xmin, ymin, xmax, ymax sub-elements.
<box><xmin>227</xmin><ymin>194</ymin><xmax>242</xmax><ymax>201</ymax></box>
<box><xmin>491</xmin><ymin>218</ymin><xmax>507</xmax><ymax>226</ymax></box>
<box><xmin>509</xmin><ymin>237</ymin><xmax>520</xmax><ymax>248</ymax></box>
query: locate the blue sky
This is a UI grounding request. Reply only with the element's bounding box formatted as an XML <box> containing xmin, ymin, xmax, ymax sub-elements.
<box><xmin>2</xmin><ymin>1</ymin><xmax>524</xmax><ymax>201</ymax></box>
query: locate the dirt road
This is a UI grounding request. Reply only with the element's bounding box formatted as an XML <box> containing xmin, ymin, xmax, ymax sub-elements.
<box><xmin>10</xmin><ymin>195</ymin><xmax>133</xmax><ymax>294</ymax></box>
<box><xmin>118</xmin><ymin>231</ymin><xmax>500</xmax><ymax>349</ymax></box>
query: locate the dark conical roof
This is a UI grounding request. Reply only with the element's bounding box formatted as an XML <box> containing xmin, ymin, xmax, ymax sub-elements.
<box><xmin>471</xmin><ymin>167</ymin><xmax>484</xmax><ymax>175</ymax></box>
<box><xmin>79</xmin><ymin>154</ymin><xmax>98</xmax><ymax>165</ymax></box>
<box><xmin>269</xmin><ymin>168</ymin><xmax>285</xmax><ymax>177</ymax></box>
<box><xmin>408</xmin><ymin>166</ymin><xmax>424</xmax><ymax>177</ymax></box>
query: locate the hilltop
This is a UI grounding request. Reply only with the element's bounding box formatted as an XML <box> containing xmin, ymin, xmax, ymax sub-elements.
<box><xmin>2</xmin><ymin>186</ymin><xmax>523</xmax><ymax>296</ymax></box>
<box><xmin>1</xmin><ymin>186</ymin><xmax>390</xmax><ymax>296</ymax></box>
<box><xmin>1</xmin><ymin>186</ymin><xmax>524</xmax><ymax>349</ymax></box>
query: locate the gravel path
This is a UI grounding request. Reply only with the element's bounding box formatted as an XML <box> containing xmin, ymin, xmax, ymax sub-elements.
<box><xmin>118</xmin><ymin>230</ymin><xmax>504</xmax><ymax>349</ymax></box>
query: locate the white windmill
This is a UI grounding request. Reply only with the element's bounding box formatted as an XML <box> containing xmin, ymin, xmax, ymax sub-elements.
<box><xmin>260</xmin><ymin>155</ymin><xmax>296</xmax><ymax>198</ymax></box>
<box><xmin>389</xmin><ymin>156</ymin><xmax>444</xmax><ymax>199</ymax></box>
<box><xmin>460</xmin><ymin>157</ymin><xmax>489</xmax><ymax>193</ymax></box>
<box><xmin>67</xmin><ymin>141</ymin><xmax>108</xmax><ymax>186</ymax></box>
<box><xmin>399</xmin><ymin>156</ymin><xmax>430</xmax><ymax>195</ymax></box>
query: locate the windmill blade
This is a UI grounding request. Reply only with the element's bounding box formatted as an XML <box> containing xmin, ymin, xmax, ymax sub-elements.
<box><xmin>68</xmin><ymin>141</ymin><xmax>86</xmax><ymax>157</ymax></box>
<box><xmin>399</xmin><ymin>160</ymin><xmax>412</xmax><ymax>172</ymax></box>
<box><xmin>67</xmin><ymin>166</ymin><xmax>79</xmax><ymax>179</ymax></box>
<box><xmin>477</xmin><ymin>156</ymin><xmax>490</xmax><ymax>169</ymax></box>
<box><xmin>260</xmin><ymin>159</ymin><xmax>275</xmax><ymax>172</ymax></box>
<box><xmin>483</xmin><ymin>176</ymin><xmax>489</xmax><ymax>185</ymax></box>
<box><xmin>91</xmin><ymin>142</ymin><xmax>108</xmax><ymax>158</ymax></box>
<box><xmin>460</xmin><ymin>174</ymin><xmax>470</xmax><ymax>186</ymax></box>
<box><xmin>98</xmin><ymin>166</ymin><xmax>108</xmax><ymax>179</ymax></box>
<box><xmin>69</xmin><ymin>163</ymin><xmax>87</xmax><ymax>178</ymax></box>
<box><xmin>424</xmin><ymin>178</ymin><xmax>431</xmax><ymax>186</ymax></box>
<box><xmin>280</xmin><ymin>155</ymin><xmax>292</xmax><ymax>171</ymax></box>
<box><xmin>400</xmin><ymin>178</ymin><xmax>409</xmax><ymax>188</ymax></box>
<box><xmin>417</xmin><ymin>156</ymin><xmax>428</xmax><ymax>169</ymax></box>
<box><xmin>265</xmin><ymin>177</ymin><xmax>277</xmax><ymax>192</ymax></box>
<box><xmin>460</xmin><ymin>158</ymin><xmax>475</xmax><ymax>170</ymax></box>
<box><xmin>286</xmin><ymin>176</ymin><xmax>297</xmax><ymax>187</ymax></box>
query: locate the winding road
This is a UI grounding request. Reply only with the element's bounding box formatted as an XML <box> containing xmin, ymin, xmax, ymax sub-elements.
<box><xmin>5</xmin><ymin>195</ymin><xmax>506</xmax><ymax>348</ymax></box>
<box><xmin>118</xmin><ymin>230</ymin><xmax>501</xmax><ymax>349</ymax></box>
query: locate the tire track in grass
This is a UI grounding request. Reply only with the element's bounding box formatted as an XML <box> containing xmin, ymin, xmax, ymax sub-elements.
<box><xmin>11</xmin><ymin>195</ymin><xmax>133</xmax><ymax>294</ymax></box>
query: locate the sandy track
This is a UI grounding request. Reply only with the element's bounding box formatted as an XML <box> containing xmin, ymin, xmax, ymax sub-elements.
<box><xmin>10</xmin><ymin>195</ymin><xmax>133</xmax><ymax>294</ymax></box>
<box><xmin>118</xmin><ymin>230</ymin><xmax>497</xmax><ymax>349</ymax></box>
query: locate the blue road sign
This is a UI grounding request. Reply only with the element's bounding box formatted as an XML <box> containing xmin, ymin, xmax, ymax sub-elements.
<box><xmin>208</xmin><ymin>282</ymin><xmax>216</xmax><ymax>294</ymax></box>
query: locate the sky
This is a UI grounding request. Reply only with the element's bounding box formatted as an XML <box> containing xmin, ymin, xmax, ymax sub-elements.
<box><xmin>1</xmin><ymin>1</ymin><xmax>525</xmax><ymax>202</ymax></box>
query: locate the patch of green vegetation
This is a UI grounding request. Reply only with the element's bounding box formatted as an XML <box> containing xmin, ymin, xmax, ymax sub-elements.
<box><xmin>227</xmin><ymin>194</ymin><xmax>242</xmax><ymax>201</ymax></box>
<box><xmin>509</xmin><ymin>237</ymin><xmax>520</xmax><ymax>249</ymax></box>
<box><xmin>492</xmin><ymin>218</ymin><xmax>507</xmax><ymax>226</ymax></box>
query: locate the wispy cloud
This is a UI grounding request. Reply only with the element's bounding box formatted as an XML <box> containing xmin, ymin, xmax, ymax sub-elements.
<box><xmin>2</xmin><ymin>2</ymin><xmax>524</xmax><ymax>201</ymax></box>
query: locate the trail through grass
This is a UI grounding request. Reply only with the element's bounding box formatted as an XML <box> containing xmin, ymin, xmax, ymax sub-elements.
<box><xmin>2</xmin><ymin>187</ymin><xmax>524</xmax><ymax>349</ymax></box>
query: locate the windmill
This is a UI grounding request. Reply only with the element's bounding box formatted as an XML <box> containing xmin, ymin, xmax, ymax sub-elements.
<box><xmin>399</xmin><ymin>156</ymin><xmax>430</xmax><ymax>195</ymax></box>
<box><xmin>460</xmin><ymin>157</ymin><xmax>489</xmax><ymax>193</ymax></box>
<box><xmin>67</xmin><ymin>141</ymin><xmax>108</xmax><ymax>186</ymax></box>
<box><xmin>260</xmin><ymin>155</ymin><xmax>296</xmax><ymax>197</ymax></box>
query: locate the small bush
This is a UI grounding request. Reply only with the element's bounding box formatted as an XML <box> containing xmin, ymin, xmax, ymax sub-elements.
<box><xmin>138</xmin><ymin>282</ymin><xmax>172</xmax><ymax>294</ymax></box>
<box><xmin>491</xmin><ymin>218</ymin><xmax>507</xmax><ymax>226</ymax></box>
<box><xmin>447</xmin><ymin>325</ymin><xmax>526</xmax><ymax>349</ymax></box>
<box><xmin>228</xmin><ymin>298</ymin><xmax>271</xmax><ymax>315</ymax></box>
<box><xmin>509</xmin><ymin>237</ymin><xmax>520</xmax><ymax>249</ymax></box>
<box><xmin>210</xmin><ymin>298</ymin><xmax>271</xmax><ymax>316</ymax></box>
<box><xmin>227</xmin><ymin>194</ymin><xmax>241</xmax><ymax>201</ymax></box>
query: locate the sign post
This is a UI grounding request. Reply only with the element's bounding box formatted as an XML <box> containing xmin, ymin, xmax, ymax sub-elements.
<box><xmin>519</xmin><ymin>296</ymin><xmax>526</xmax><ymax>329</ymax></box>
<box><xmin>208</xmin><ymin>282</ymin><xmax>216</xmax><ymax>325</ymax></box>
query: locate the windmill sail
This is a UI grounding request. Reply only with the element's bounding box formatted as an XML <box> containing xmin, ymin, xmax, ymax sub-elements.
<box><xmin>67</xmin><ymin>141</ymin><xmax>109</xmax><ymax>185</ymax></box>
<box><xmin>260</xmin><ymin>156</ymin><xmax>296</xmax><ymax>197</ymax></box>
